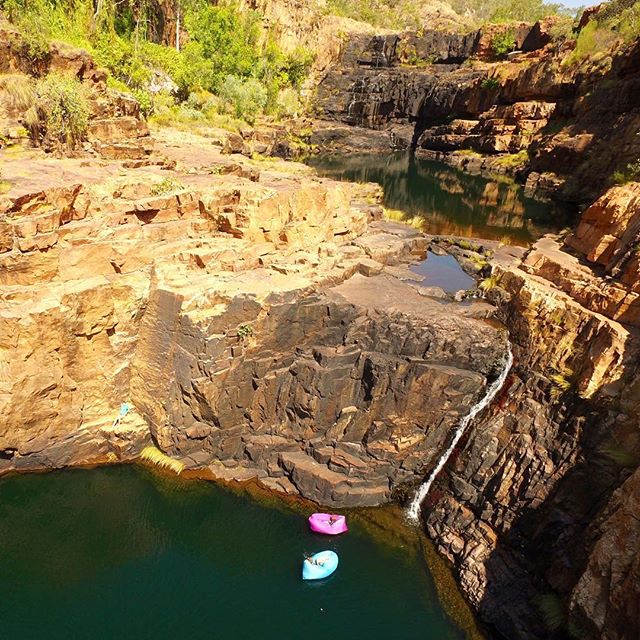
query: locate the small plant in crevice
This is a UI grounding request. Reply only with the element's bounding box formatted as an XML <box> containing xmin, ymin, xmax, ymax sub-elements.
<box><xmin>537</xmin><ymin>592</ymin><xmax>589</xmax><ymax>639</ymax></box>
<box><xmin>237</xmin><ymin>324</ymin><xmax>254</xmax><ymax>340</ymax></box>
<box><xmin>612</xmin><ymin>158</ymin><xmax>640</xmax><ymax>185</ymax></box>
<box><xmin>456</xmin><ymin>239</ymin><xmax>481</xmax><ymax>252</ymax></box>
<box><xmin>481</xmin><ymin>76</ymin><xmax>500</xmax><ymax>90</ymax></box>
<box><xmin>599</xmin><ymin>443</ymin><xmax>639</xmax><ymax>468</ymax></box>
<box><xmin>479</xmin><ymin>273</ymin><xmax>500</xmax><ymax>292</ymax></box>
<box><xmin>151</xmin><ymin>178</ymin><xmax>185</xmax><ymax>195</ymax></box>
<box><xmin>548</xmin><ymin>309</ymin><xmax>565</xmax><ymax>327</ymax></box>
<box><xmin>469</xmin><ymin>253</ymin><xmax>489</xmax><ymax>269</ymax></box>
<box><xmin>549</xmin><ymin>367</ymin><xmax>574</xmax><ymax>400</ymax></box>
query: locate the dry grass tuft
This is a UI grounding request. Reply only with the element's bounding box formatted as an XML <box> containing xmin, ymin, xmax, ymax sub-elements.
<box><xmin>140</xmin><ymin>446</ymin><xmax>185</xmax><ymax>475</ymax></box>
<box><xmin>0</xmin><ymin>74</ymin><xmax>36</xmax><ymax>111</ymax></box>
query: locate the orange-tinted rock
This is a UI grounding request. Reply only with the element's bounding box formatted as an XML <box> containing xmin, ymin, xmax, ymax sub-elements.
<box><xmin>567</xmin><ymin>182</ymin><xmax>640</xmax><ymax>277</ymax></box>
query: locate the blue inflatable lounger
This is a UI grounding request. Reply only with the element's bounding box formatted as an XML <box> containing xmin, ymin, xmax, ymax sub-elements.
<box><xmin>302</xmin><ymin>551</ymin><xmax>339</xmax><ymax>580</ymax></box>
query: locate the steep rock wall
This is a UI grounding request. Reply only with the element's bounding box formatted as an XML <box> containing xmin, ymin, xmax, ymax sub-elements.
<box><xmin>313</xmin><ymin>22</ymin><xmax>640</xmax><ymax>206</ymax></box>
<box><xmin>0</xmin><ymin>128</ymin><xmax>507</xmax><ymax>508</ymax></box>
<box><xmin>421</xmin><ymin>183</ymin><xmax>640</xmax><ymax>640</ymax></box>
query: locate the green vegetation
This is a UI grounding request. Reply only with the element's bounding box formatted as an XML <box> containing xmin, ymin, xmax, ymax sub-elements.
<box><xmin>565</xmin><ymin>20</ymin><xmax>617</xmax><ymax>65</ymax></box>
<box><xmin>237</xmin><ymin>324</ymin><xmax>254</xmax><ymax>340</ymax></box>
<box><xmin>17</xmin><ymin>73</ymin><xmax>90</xmax><ymax>149</ymax></box>
<box><xmin>549</xmin><ymin>367</ymin><xmax>573</xmax><ymax>399</ymax></box>
<box><xmin>327</xmin><ymin>0</ymin><xmax>572</xmax><ymax>29</ymax></box>
<box><xmin>565</xmin><ymin>1</ymin><xmax>640</xmax><ymax>66</ymax></box>
<box><xmin>448</xmin><ymin>0</ymin><xmax>569</xmax><ymax>24</ymax></box>
<box><xmin>325</xmin><ymin>0</ymin><xmax>421</xmax><ymax>29</ymax></box>
<box><xmin>456</xmin><ymin>239</ymin><xmax>482</xmax><ymax>252</ymax></box>
<box><xmin>479</xmin><ymin>273</ymin><xmax>500</xmax><ymax>291</ymax></box>
<box><xmin>469</xmin><ymin>253</ymin><xmax>489</xmax><ymax>269</ymax></box>
<box><xmin>599</xmin><ymin>444</ymin><xmax>638</xmax><ymax>468</ymax></box>
<box><xmin>495</xmin><ymin>150</ymin><xmax>529</xmax><ymax>168</ymax></box>
<box><xmin>139</xmin><ymin>445</ymin><xmax>185</xmax><ymax>475</ymax></box>
<box><xmin>383</xmin><ymin>208</ymin><xmax>424</xmax><ymax>230</ymax></box>
<box><xmin>491</xmin><ymin>30</ymin><xmax>516</xmax><ymax>59</ymax></box>
<box><xmin>151</xmin><ymin>177</ymin><xmax>185</xmax><ymax>195</ymax></box>
<box><xmin>613</xmin><ymin>159</ymin><xmax>640</xmax><ymax>185</ymax></box>
<box><xmin>0</xmin><ymin>0</ymin><xmax>315</xmax><ymax>124</ymax></box>
<box><xmin>547</xmin><ymin>15</ymin><xmax>576</xmax><ymax>42</ymax></box>
<box><xmin>481</xmin><ymin>77</ymin><xmax>500</xmax><ymax>90</ymax></box>
<box><xmin>455</xmin><ymin>149</ymin><xmax>483</xmax><ymax>157</ymax></box>
<box><xmin>219</xmin><ymin>76</ymin><xmax>267</xmax><ymax>124</ymax></box>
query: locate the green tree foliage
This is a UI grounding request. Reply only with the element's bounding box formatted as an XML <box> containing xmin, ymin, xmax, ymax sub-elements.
<box><xmin>183</xmin><ymin>0</ymin><xmax>261</xmax><ymax>90</ymax></box>
<box><xmin>448</xmin><ymin>0</ymin><xmax>570</xmax><ymax>23</ymax></box>
<box><xmin>0</xmin><ymin>0</ymin><xmax>314</xmax><ymax>123</ymax></box>
<box><xmin>219</xmin><ymin>75</ymin><xmax>267</xmax><ymax>123</ymax></box>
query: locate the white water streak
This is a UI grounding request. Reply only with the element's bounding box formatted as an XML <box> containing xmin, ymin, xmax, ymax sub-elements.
<box><xmin>407</xmin><ymin>346</ymin><xmax>514</xmax><ymax>522</ymax></box>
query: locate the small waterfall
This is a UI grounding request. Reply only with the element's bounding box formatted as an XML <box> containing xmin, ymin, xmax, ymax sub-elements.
<box><xmin>407</xmin><ymin>346</ymin><xmax>514</xmax><ymax>522</ymax></box>
<box><xmin>346</xmin><ymin>78</ymin><xmax>366</xmax><ymax>120</ymax></box>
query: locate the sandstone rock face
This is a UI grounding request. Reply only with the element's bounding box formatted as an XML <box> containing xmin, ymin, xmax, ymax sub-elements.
<box><xmin>133</xmin><ymin>268</ymin><xmax>504</xmax><ymax>505</ymax></box>
<box><xmin>421</xmin><ymin>229</ymin><xmax>640</xmax><ymax>639</ymax></box>
<box><xmin>0</xmin><ymin>129</ymin><xmax>506</xmax><ymax>508</ymax></box>
<box><xmin>566</xmin><ymin>182</ymin><xmax>640</xmax><ymax>311</ymax></box>
<box><xmin>313</xmin><ymin>21</ymin><xmax>640</xmax><ymax>206</ymax></box>
<box><xmin>570</xmin><ymin>467</ymin><xmax>640</xmax><ymax>640</ymax></box>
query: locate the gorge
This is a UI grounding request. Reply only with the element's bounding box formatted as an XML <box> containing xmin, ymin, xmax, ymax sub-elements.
<box><xmin>1</xmin><ymin>1</ymin><xmax>639</xmax><ymax>639</ymax></box>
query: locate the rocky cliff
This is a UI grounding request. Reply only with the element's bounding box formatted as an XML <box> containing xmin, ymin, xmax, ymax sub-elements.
<box><xmin>313</xmin><ymin>18</ymin><xmax>640</xmax><ymax>206</ymax></box>
<box><xmin>309</xmin><ymin>14</ymin><xmax>640</xmax><ymax>638</ymax></box>
<box><xmin>0</xmin><ymin>123</ymin><xmax>511</xmax><ymax>509</ymax></box>
<box><xmin>2</xmin><ymin>7</ymin><xmax>639</xmax><ymax>640</ymax></box>
<box><xmin>420</xmin><ymin>183</ymin><xmax>640</xmax><ymax>640</ymax></box>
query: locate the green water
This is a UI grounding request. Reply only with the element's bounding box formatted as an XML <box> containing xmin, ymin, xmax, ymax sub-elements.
<box><xmin>307</xmin><ymin>152</ymin><xmax>567</xmax><ymax>245</ymax></box>
<box><xmin>0</xmin><ymin>466</ymin><xmax>467</xmax><ymax>640</ymax></box>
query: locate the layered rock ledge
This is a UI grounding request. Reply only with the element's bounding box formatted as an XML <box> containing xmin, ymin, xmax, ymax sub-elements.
<box><xmin>421</xmin><ymin>182</ymin><xmax>640</xmax><ymax>640</ymax></box>
<box><xmin>0</xmin><ymin>129</ymin><xmax>507</xmax><ymax>506</ymax></box>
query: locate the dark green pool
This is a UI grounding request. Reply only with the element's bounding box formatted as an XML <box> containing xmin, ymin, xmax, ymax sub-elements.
<box><xmin>307</xmin><ymin>152</ymin><xmax>567</xmax><ymax>245</ymax></box>
<box><xmin>0</xmin><ymin>466</ymin><xmax>469</xmax><ymax>640</ymax></box>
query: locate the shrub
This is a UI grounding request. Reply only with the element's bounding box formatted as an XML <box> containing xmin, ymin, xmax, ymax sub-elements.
<box><xmin>495</xmin><ymin>150</ymin><xmax>529</xmax><ymax>168</ymax></box>
<box><xmin>276</xmin><ymin>87</ymin><xmax>302</xmax><ymax>118</ymax></box>
<box><xmin>548</xmin><ymin>15</ymin><xmax>576</xmax><ymax>42</ymax></box>
<box><xmin>479</xmin><ymin>273</ymin><xmax>500</xmax><ymax>291</ymax></box>
<box><xmin>565</xmin><ymin>20</ymin><xmax>618</xmax><ymax>65</ymax></box>
<box><xmin>151</xmin><ymin>178</ymin><xmax>185</xmax><ymax>195</ymax></box>
<box><xmin>219</xmin><ymin>75</ymin><xmax>268</xmax><ymax>124</ymax></box>
<box><xmin>481</xmin><ymin>77</ymin><xmax>500</xmax><ymax>90</ymax></box>
<box><xmin>93</xmin><ymin>32</ymin><xmax>151</xmax><ymax>89</ymax></box>
<box><xmin>283</xmin><ymin>47</ymin><xmax>315</xmax><ymax>89</ymax></box>
<box><xmin>237</xmin><ymin>324</ymin><xmax>254</xmax><ymax>340</ymax></box>
<box><xmin>24</xmin><ymin>73</ymin><xmax>89</xmax><ymax>149</ymax></box>
<box><xmin>619</xmin><ymin>2</ymin><xmax>640</xmax><ymax>41</ymax></box>
<box><xmin>549</xmin><ymin>368</ymin><xmax>573</xmax><ymax>399</ymax></box>
<box><xmin>613</xmin><ymin>159</ymin><xmax>640</xmax><ymax>184</ymax></box>
<box><xmin>491</xmin><ymin>30</ymin><xmax>516</xmax><ymax>59</ymax></box>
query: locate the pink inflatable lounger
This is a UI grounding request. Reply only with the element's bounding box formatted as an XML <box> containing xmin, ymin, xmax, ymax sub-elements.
<box><xmin>309</xmin><ymin>513</ymin><xmax>348</xmax><ymax>535</ymax></box>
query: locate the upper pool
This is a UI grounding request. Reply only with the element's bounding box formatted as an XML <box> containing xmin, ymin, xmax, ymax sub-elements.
<box><xmin>0</xmin><ymin>466</ymin><xmax>473</xmax><ymax>640</ymax></box>
<box><xmin>306</xmin><ymin>152</ymin><xmax>567</xmax><ymax>245</ymax></box>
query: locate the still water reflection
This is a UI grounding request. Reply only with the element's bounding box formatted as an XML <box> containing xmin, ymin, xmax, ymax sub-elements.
<box><xmin>307</xmin><ymin>152</ymin><xmax>567</xmax><ymax>245</ymax></box>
